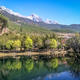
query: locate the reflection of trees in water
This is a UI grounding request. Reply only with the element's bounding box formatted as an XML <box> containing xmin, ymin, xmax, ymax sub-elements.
<box><xmin>67</xmin><ymin>57</ymin><xmax>80</xmax><ymax>78</ymax></box>
<box><xmin>25</xmin><ymin>59</ymin><xmax>34</xmax><ymax>72</ymax></box>
<box><xmin>45</xmin><ymin>58</ymin><xmax>59</xmax><ymax>72</ymax></box>
<box><xmin>49</xmin><ymin>58</ymin><xmax>58</xmax><ymax>69</ymax></box>
<box><xmin>4</xmin><ymin>60</ymin><xmax>22</xmax><ymax>70</ymax></box>
<box><xmin>1</xmin><ymin>57</ymin><xmax>80</xmax><ymax>80</ymax></box>
<box><xmin>0</xmin><ymin>69</ymin><xmax>9</xmax><ymax>80</ymax></box>
<box><xmin>46</xmin><ymin>58</ymin><xmax>58</xmax><ymax>69</ymax></box>
<box><xmin>0</xmin><ymin>57</ymin><xmax>59</xmax><ymax>80</ymax></box>
<box><xmin>0</xmin><ymin>60</ymin><xmax>22</xmax><ymax>80</ymax></box>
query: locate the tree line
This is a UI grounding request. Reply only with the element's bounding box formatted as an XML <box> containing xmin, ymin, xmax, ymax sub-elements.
<box><xmin>0</xmin><ymin>32</ymin><xmax>58</xmax><ymax>51</ymax></box>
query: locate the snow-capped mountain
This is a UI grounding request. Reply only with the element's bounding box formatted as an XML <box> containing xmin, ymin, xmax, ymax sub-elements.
<box><xmin>45</xmin><ymin>19</ymin><xmax>58</xmax><ymax>24</ymax></box>
<box><xmin>0</xmin><ymin>6</ymin><xmax>58</xmax><ymax>24</ymax></box>
<box><xmin>26</xmin><ymin>14</ymin><xmax>43</xmax><ymax>22</ymax></box>
<box><xmin>0</xmin><ymin>6</ymin><xmax>26</xmax><ymax>18</ymax></box>
<box><xmin>0</xmin><ymin>6</ymin><xmax>43</xmax><ymax>22</ymax></box>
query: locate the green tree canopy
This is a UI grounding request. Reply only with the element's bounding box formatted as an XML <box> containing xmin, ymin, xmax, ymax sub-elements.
<box><xmin>13</xmin><ymin>40</ymin><xmax>21</xmax><ymax>49</ymax></box>
<box><xmin>49</xmin><ymin>39</ymin><xmax>57</xmax><ymax>49</ymax></box>
<box><xmin>24</xmin><ymin>36</ymin><xmax>33</xmax><ymax>50</ymax></box>
<box><xmin>6</xmin><ymin>40</ymin><xmax>14</xmax><ymax>50</ymax></box>
<box><xmin>34</xmin><ymin>37</ymin><xmax>43</xmax><ymax>48</ymax></box>
<box><xmin>45</xmin><ymin>38</ymin><xmax>57</xmax><ymax>49</ymax></box>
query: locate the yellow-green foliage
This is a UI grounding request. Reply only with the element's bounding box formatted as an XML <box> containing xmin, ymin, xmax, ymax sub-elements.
<box><xmin>24</xmin><ymin>36</ymin><xmax>33</xmax><ymax>49</ymax></box>
<box><xmin>6</xmin><ymin>40</ymin><xmax>14</xmax><ymax>49</ymax></box>
<box><xmin>48</xmin><ymin>58</ymin><xmax>58</xmax><ymax>69</ymax></box>
<box><xmin>25</xmin><ymin>59</ymin><xmax>34</xmax><ymax>72</ymax></box>
<box><xmin>5</xmin><ymin>61</ymin><xmax>22</xmax><ymax>70</ymax></box>
<box><xmin>12</xmin><ymin>61</ymin><xmax>22</xmax><ymax>70</ymax></box>
<box><xmin>49</xmin><ymin>39</ymin><xmax>57</xmax><ymax>49</ymax></box>
<box><xmin>13</xmin><ymin>40</ymin><xmax>21</xmax><ymax>48</ymax></box>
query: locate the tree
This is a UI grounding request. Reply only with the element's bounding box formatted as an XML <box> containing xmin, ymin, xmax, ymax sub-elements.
<box><xmin>0</xmin><ymin>15</ymin><xmax>8</xmax><ymax>33</ymax></box>
<box><xmin>45</xmin><ymin>38</ymin><xmax>57</xmax><ymax>49</ymax></box>
<box><xmin>13</xmin><ymin>40</ymin><xmax>21</xmax><ymax>50</ymax></box>
<box><xmin>6</xmin><ymin>40</ymin><xmax>14</xmax><ymax>50</ymax></box>
<box><xmin>34</xmin><ymin>37</ymin><xmax>43</xmax><ymax>49</ymax></box>
<box><xmin>49</xmin><ymin>39</ymin><xmax>57</xmax><ymax>49</ymax></box>
<box><xmin>24</xmin><ymin>36</ymin><xmax>33</xmax><ymax>50</ymax></box>
<box><xmin>66</xmin><ymin>36</ymin><xmax>80</xmax><ymax>58</ymax></box>
<box><xmin>0</xmin><ymin>34</ymin><xmax>8</xmax><ymax>49</ymax></box>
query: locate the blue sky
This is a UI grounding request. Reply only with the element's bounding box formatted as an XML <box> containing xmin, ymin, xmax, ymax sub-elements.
<box><xmin>0</xmin><ymin>0</ymin><xmax>80</xmax><ymax>24</ymax></box>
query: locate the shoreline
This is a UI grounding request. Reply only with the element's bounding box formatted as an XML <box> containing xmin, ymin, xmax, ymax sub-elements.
<box><xmin>0</xmin><ymin>50</ymin><xmax>67</xmax><ymax>58</ymax></box>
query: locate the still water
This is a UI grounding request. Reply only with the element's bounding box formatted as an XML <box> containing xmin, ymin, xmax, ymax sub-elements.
<box><xmin>0</xmin><ymin>56</ymin><xmax>80</xmax><ymax>80</ymax></box>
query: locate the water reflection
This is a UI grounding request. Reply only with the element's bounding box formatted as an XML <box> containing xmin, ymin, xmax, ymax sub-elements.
<box><xmin>0</xmin><ymin>56</ymin><xmax>79</xmax><ymax>80</ymax></box>
<box><xmin>47</xmin><ymin>58</ymin><xmax>58</xmax><ymax>69</ymax></box>
<box><xmin>67</xmin><ymin>57</ymin><xmax>80</xmax><ymax>78</ymax></box>
<box><xmin>4</xmin><ymin>60</ymin><xmax>22</xmax><ymax>70</ymax></box>
<box><xmin>25</xmin><ymin>59</ymin><xmax>34</xmax><ymax>72</ymax></box>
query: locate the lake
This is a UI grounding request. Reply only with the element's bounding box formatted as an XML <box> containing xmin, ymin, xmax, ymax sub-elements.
<box><xmin>0</xmin><ymin>56</ymin><xmax>80</xmax><ymax>80</ymax></box>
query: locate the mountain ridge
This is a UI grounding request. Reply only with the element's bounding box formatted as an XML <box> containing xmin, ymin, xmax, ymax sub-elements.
<box><xmin>0</xmin><ymin>6</ymin><xmax>58</xmax><ymax>24</ymax></box>
<box><xmin>0</xmin><ymin>6</ymin><xmax>80</xmax><ymax>33</ymax></box>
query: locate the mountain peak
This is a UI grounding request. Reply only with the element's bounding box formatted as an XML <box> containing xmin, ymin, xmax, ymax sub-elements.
<box><xmin>26</xmin><ymin>14</ymin><xmax>43</xmax><ymax>22</ymax></box>
<box><xmin>45</xmin><ymin>19</ymin><xmax>58</xmax><ymax>24</ymax></box>
<box><xmin>0</xmin><ymin>6</ymin><xmax>7</xmax><ymax>10</ymax></box>
<box><xmin>0</xmin><ymin>6</ymin><xmax>26</xmax><ymax>18</ymax></box>
<box><xmin>31</xmin><ymin>13</ymin><xmax>39</xmax><ymax>18</ymax></box>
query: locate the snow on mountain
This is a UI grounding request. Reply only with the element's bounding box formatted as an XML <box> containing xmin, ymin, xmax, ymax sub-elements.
<box><xmin>45</xmin><ymin>19</ymin><xmax>52</xmax><ymax>24</ymax></box>
<box><xmin>53</xmin><ymin>20</ymin><xmax>58</xmax><ymax>24</ymax></box>
<box><xmin>45</xmin><ymin>19</ymin><xmax>58</xmax><ymax>24</ymax></box>
<box><xmin>0</xmin><ymin>6</ymin><xmax>58</xmax><ymax>24</ymax></box>
<box><xmin>0</xmin><ymin>6</ymin><xmax>26</xmax><ymax>18</ymax></box>
<box><xmin>0</xmin><ymin>6</ymin><xmax>43</xmax><ymax>22</ymax></box>
<box><xmin>26</xmin><ymin>14</ymin><xmax>43</xmax><ymax>22</ymax></box>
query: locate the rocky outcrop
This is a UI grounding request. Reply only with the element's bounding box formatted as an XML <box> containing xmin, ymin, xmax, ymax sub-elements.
<box><xmin>1</xmin><ymin>27</ymin><xmax>9</xmax><ymax>35</ymax></box>
<box><xmin>0</xmin><ymin>24</ymin><xmax>9</xmax><ymax>35</ymax></box>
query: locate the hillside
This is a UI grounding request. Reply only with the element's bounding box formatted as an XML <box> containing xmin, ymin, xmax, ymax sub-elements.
<box><xmin>8</xmin><ymin>21</ymin><xmax>52</xmax><ymax>34</ymax></box>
